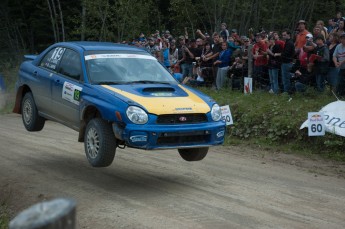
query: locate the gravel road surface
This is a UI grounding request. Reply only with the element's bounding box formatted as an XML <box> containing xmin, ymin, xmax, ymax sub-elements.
<box><xmin>1</xmin><ymin>114</ymin><xmax>345</xmax><ymax>229</ymax></box>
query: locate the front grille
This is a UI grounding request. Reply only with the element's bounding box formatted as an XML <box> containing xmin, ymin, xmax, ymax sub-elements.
<box><xmin>156</xmin><ymin>114</ymin><xmax>207</xmax><ymax>124</ymax></box>
<box><xmin>156</xmin><ymin>131</ymin><xmax>210</xmax><ymax>145</ymax></box>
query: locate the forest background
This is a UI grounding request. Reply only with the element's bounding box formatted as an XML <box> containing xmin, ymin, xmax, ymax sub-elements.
<box><xmin>1</xmin><ymin>0</ymin><xmax>345</xmax><ymax>62</ymax></box>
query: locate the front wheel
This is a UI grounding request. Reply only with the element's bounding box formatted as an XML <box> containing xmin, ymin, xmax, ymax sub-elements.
<box><xmin>84</xmin><ymin>118</ymin><xmax>116</xmax><ymax>167</ymax></box>
<box><xmin>178</xmin><ymin>147</ymin><xmax>209</xmax><ymax>161</ymax></box>
<box><xmin>21</xmin><ymin>92</ymin><xmax>45</xmax><ymax>131</ymax></box>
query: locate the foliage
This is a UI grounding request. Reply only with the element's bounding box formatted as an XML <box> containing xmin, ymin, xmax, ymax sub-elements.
<box><xmin>1</xmin><ymin>0</ymin><xmax>345</xmax><ymax>54</ymax></box>
<box><xmin>199</xmin><ymin>87</ymin><xmax>345</xmax><ymax>161</ymax></box>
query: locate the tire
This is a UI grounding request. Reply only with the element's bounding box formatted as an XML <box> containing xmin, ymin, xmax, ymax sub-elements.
<box><xmin>178</xmin><ymin>147</ymin><xmax>209</xmax><ymax>161</ymax></box>
<box><xmin>84</xmin><ymin>118</ymin><xmax>116</xmax><ymax>167</ymax></box>
<box><xmin>21</xmin><ymin>92</ymin><xmax>45</xmax><ymax>131</ymax></box>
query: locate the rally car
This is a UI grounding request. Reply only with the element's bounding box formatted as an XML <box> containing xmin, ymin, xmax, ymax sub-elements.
<box><xmin>13</xmin><ymin>42</ymin><xmax>225</xmax><ymax>167</ymax></box>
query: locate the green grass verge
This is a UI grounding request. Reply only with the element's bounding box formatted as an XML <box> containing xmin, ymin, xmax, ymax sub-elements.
<box><xmin>198</xmin><ymin>87</ymin><xmax>345</xmax><ymax>161</ymax></box>
<box><xmin>0</xmin><ymin>204</ymin><xmax>9</xmax><ymax>229</ymax></box>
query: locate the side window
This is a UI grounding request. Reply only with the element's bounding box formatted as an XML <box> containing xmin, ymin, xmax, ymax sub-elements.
<box><xmin>40</xmin><ymin>47</ymin><xmax>66</xmax><ymax>71</ymax></box>
<box><xmin>58</xmin><ymin>49</ymin><xmax>82</xmax><ymax>81</ymax></box>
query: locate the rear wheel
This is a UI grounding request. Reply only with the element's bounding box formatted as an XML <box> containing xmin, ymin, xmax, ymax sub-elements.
<box><xmin>21</xmin><ymin>92</ymin><xmax>45</xmax><ymax>131</ymax></box>
<box><xmin>84</xmin><ymin>118</ymin><xmax>116</xmax><ymax>167</ymax></box>
<box><xmin>178</xmin><ymin>147</ymin><xmax>209</xmax><ymax>161</ymax></box>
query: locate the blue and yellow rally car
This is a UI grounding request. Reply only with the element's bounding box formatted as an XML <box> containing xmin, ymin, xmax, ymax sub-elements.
<box><xmin>13</xmin><ymin>42</ymin><xmax>225</xmax><ymax>167</ymax></box>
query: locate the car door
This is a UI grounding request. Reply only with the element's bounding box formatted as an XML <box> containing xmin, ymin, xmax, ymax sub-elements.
<box><xmin>51</xmin><ymin>48</ymin><xmax>83</xmax><ymax>130</ymax></box>
<box><xmin>33</xmin><ymin>47</ymin><xmax>65</xmax><ymax>115</ymax></box>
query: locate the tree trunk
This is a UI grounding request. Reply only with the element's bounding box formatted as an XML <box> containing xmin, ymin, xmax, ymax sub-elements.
<box><xmin>47</xmin><ymin>0</ymin><xmax>57</xmax><ymax>42</ymax></box>
<box><xmin>81</xmin><ymin>1</ymin><xmax>86</xmax><ymax>41</ymax></box>
<box><xmin>56</xmin><ymin>0</ymin><xmax>65</xmax><ymax>41</ymax></box>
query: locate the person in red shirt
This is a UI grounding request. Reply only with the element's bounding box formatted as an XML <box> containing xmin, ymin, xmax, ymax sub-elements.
<box><xmin>273</xmin><ymin>31</ymin><xmax>285</xmax><ymax>49</ymax></box>
<box><xmin>295</xmin><ymin>20</ymin><xmax>310</xmax><ymax>52</ymax></box>
<box><xmin>252</xmin><ymin>33</ymin><xmax>268</xmax><ymax>89</ymax></box>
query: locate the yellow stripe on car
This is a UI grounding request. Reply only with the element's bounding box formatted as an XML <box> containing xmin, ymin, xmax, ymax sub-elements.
<box><xmin>102</xmin><ymin>85</ymin><xmax>210</xmax><ymax>115</ymax></box>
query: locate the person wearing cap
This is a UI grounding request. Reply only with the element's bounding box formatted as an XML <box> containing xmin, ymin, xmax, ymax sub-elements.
<box><xmin>333</xmin><ymin>33</ymin><xmax>345</xmax><ymax>96</ymax></box>
<box><xmin>220</xmin><ymin>23</ymin><xmax>230</xmax><ymax>41</ymax></box>
<box><xmin>240</xmin><ymin>36</ymin><xmax>253</xmax><ymax>78</ymax></box>
<box><xmin>295</xmin><ymin>20</ymin><xmax>310</xmax><ymax>51</ymax></box>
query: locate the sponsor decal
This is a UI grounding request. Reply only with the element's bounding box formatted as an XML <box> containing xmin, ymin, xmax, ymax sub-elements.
<box><xmin>175</xmin><ymin>107</ymin><xmax>192</xmax><ymax>111</ymax></box>
<box><xmin>62</xmin><ymin>82</ymin><xmax>83</xmax><ymax>105</ymax></box>
<box><xmin>130</xmin><ymin>135</ymin><xmax>147</xmax><ymax>142</ymax></box>
<box><xmin>85</xmin><ymin>53</ymin><xmax>156</xmax><ymax>61</ymax></box>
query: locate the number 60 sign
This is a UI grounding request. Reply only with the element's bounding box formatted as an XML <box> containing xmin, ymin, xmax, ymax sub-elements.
<box><xmin>308</xmin><ymin>112</ymin><xmax>325</xmax><ymax>136</ymax></box>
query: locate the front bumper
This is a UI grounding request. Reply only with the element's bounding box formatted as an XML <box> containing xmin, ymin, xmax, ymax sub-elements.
<box><xmin>112</xmin><ymin>121</ymin><xmax>226</xmax><ymax>150</ymax></box>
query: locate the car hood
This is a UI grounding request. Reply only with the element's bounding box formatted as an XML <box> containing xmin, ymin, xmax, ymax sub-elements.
<box><xmin>101</xmin><ymin>84</ymin><xmax>211</xmax><ymax>115</ymax></box>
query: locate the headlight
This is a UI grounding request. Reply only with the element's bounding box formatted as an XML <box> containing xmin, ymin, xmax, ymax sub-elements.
<box><xmin>126</xmin><ymin>106</ymin><xmax>148</xmax><ymax>124</ymax></box>
<box><xmin>211</xmin><ymin>104</ymin><xmax>222</xmax><ymax>121</ymax></box>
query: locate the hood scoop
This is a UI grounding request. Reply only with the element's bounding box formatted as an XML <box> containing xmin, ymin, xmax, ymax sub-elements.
<box><xmin>142</xmin><ymin>87</ymin><xmax>175</xmax><ymax>93</ymax></box>
<box><xmin>142</xmin><ymin>87</ymin><xmax>177</xmax><ymax>97</ymax></box>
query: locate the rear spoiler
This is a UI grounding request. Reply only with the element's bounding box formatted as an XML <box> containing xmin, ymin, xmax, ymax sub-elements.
<box><xmin>23</xmin><ymin>55</ymin><xmax>38</xmax><ymax>61</ymax></box>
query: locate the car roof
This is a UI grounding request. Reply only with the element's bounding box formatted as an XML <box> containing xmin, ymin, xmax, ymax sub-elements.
<box><xmin>56</xmin><ymin>41</ymin><xmax>147</xmax><ymax>53</ymax></box>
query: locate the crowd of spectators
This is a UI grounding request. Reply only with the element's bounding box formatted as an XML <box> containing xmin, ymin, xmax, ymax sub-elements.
<box><xmin>125</xmin><ymin>11</ymin><xmax>345</xmax><ymax>98</ymax></box>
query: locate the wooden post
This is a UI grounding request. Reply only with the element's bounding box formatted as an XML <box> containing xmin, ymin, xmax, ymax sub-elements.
<box><xmin>9</xmin><ymin>198</ymin><xmax>76</xmax><ymax>229</ymax></box>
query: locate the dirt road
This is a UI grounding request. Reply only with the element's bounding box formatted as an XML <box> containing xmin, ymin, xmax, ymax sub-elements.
<box><xmin>1</xmin><ymin>113</ymin><xmax>345</xmax><ymax>229</ymax></box>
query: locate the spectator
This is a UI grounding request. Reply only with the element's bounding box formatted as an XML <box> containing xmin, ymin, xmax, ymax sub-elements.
<box><xmin>199</xmin><ymin>42</ymin><xmax>214</xmax><ymax>85</ymax></box>
<box><xmin>169</xmin><ymin>41</ymin><xmax>179</xmax><ymax>73</ymax></box>
<box><xmin>220</xmin><ymin>23</ymin><xmax>230</xmax><ymax>41</ymax></box>
<box><xmin>295</xmin><ymin>20</ymin><xmax>310</xmax><ymax>52</ymax></box>
<box><xmin>273</xmin><ymin>31</ymin><xmax>285</xmax><ymax>49</ymax></box>
<box><xmin>227</xmin><ymin>36</ymin><xmax>241</xmax><ymax>53</ymax></box>
<box><xmin>228</xmin><ymin>56</ymin><xmax>245</xmax><ymax>90</ymax></box>
<box><xmin>327</xmin><ymin>19</ymin><xmax>337</xmax><ymax>34</ymax></box>
<box><xmin>231</xmin><ymin>29</ymin><xmax>240</xmax><ymax>41</ymax></box>
<box><xmin>312</xmin><ymin>25</ymin><xmax>325</xmax><ymax>41</ymax></box>
<box><xmin>180</xmin><ymin>38</ymin><xmax>198</xmax><ymax>78</ymax></box>
<box><xmin>175</xmin><ymin>36</ymin><xmax>186</xmax><ymax>74</ymax></box>
<box><xmin>334</xmin><ymin>12</ymin><xmax>343</xmax><ymax>27</ymax></box>
<box><xmin>160</xmin><ymin>39</ymin><xmax>171</xmax><ymax>70</ymax></box>
<box><xmin>280</xmin><ymin>29</ymin><xmax>295</xmax><ymax>94</ymax></box>
<box><xmin>146</xmin><ymin>37</ymin><xmax>160</xmax><ymax>59</ymax></box>
<box><xmin>316</xmin><ymin>20</ymin><xmax>329</xmax><ymax>39</ymax></box>
<box><xmin>240</xmin><ymin>36</ymin><xmax>253</xmax><ymax>77</ymax></box>
<box><xmin>252</xmin><ymin>32</ymin><xmax>268</xmax><ymax>89</ymax></box>
<box><xmin>333</xmin><ymin>33</ymin><xmax>345</xmax><ymax>97</ymax></box>
<box><xmin>332</xmin><ymin>19</ymin><xmax>345</xmax><ymax>37</ymax></box>
<box><xmin>214</xmin><ymin>41</ymin><xmax>232</xmax><ymax>89</ymax></box>
<box><xmin>312</xmin><ymin>35</ymin><xmax>329</xmax><ymax>92</ymax></box>
<box><xmin>267</xmin><ymin>35</ymin><xmax>282</xmax><ymax>94</ymax></box>
<box><xmin>291</xmin><ymin>60</ymin><xmax>312</xmax><ymax>93</ymax></box>
<box><xmin>203</xmin><ymin>32</ymin><xmax>222</xmax><ymax>88</ymax></box>
<box><xmin>327</xmin><ymin>33</ymin><xmax>340</xmax><ymax>92</ymax></box>
<box><xmin>196</xmin><ymin>38</ymin><xmax>204</xmax><ymax>49</ymax></box>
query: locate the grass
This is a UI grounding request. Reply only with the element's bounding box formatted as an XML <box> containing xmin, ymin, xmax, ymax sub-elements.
<box><xmin>198</xmin><ymin>86</ymin><xmax>345</xmax><ymax>161</ymax></box>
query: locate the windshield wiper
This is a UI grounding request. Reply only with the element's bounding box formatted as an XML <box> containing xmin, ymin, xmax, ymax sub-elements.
<box><xmin>96</xmin><ymin>81</ymin><xmax>123</xmax><ymax>85</ymax></box>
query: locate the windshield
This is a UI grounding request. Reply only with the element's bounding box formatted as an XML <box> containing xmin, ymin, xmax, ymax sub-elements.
<box><xmin>85</xmin><ymin>53</ymin><xmax>177</xmax><ymax>85</ymax></box>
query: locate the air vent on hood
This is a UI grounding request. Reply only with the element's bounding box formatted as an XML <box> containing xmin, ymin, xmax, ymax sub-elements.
<box><xmin>142</xmin><ymin>87</ymin><xmax>175</xmax><ymax>93</ymax></box>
